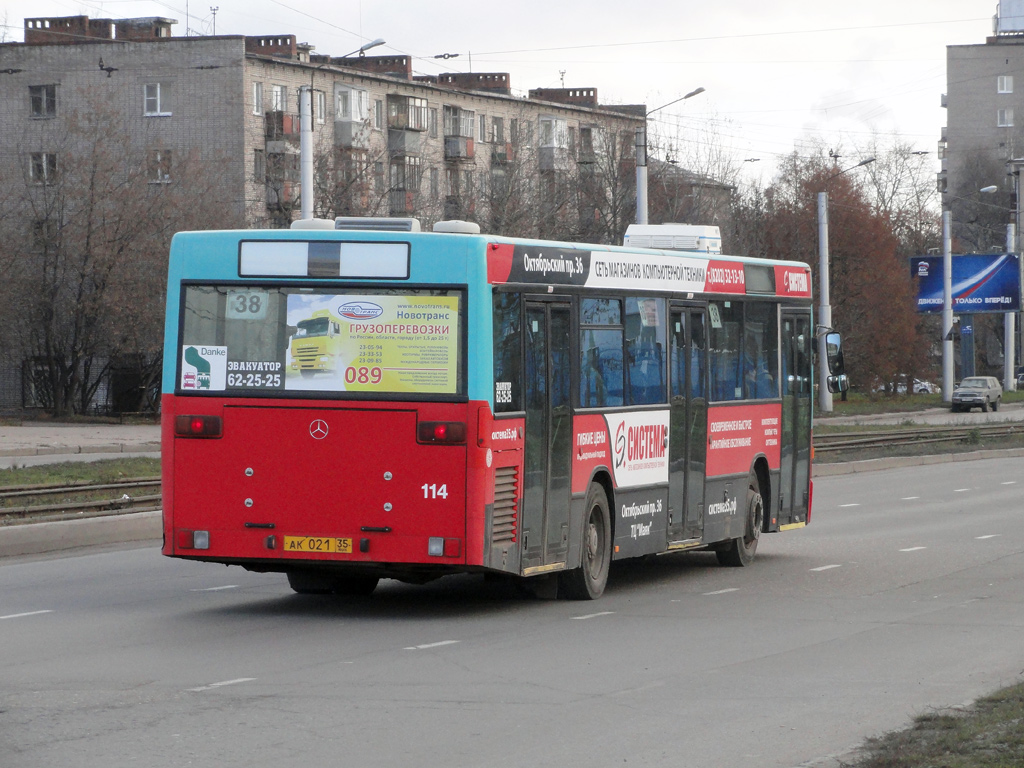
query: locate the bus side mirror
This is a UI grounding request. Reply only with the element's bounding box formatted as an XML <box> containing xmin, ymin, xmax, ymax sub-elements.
<box><xmin>825</xmin><ymin>332</ymin><xmax>845</xmax><ymax>376</ymax></box>
<box><xmin>827</xmin><ymin>373</ymin><xmax>849</xmax><ymax>394</ymax></box>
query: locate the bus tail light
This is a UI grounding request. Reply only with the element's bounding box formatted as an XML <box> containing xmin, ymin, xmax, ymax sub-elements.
<box><xmin>417</xmin><ymin>421</ymin><xmax>466</xmax><ymax>444</ymax></box>
<box><xmin>177</xmin><ymin>529</ymin><xmax>210</xmax><ymax>550</ymax></box>
<box><xmin>175</xmin><ymin>415</ymin><xmax>223</xmax><ymax>438</ymax></box>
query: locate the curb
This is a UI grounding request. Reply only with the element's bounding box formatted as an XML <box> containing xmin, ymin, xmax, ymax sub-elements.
<box><xmin>813</xmin><ymin>447</ymin><xmax>1024</xmax><ymax>476</ymax></box>
<box><xmin>0</xmin><ymin>511</ymin><xmax>162</xmax><ymax>558</ymax></box>
<box><xmin>0</xmin><ymin>443</ymin><xmax>160</xmax><ymax>458</ymax></box>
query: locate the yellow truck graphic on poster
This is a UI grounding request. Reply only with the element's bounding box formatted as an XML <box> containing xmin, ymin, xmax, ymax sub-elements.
<box><xmin>289</xmin><ymin>309</ymin><xmax>344</xmax><ymax>377</ymax></box>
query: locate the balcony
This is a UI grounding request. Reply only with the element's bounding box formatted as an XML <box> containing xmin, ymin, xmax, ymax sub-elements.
<box><xmin>539</xmin><ymin>145</ymin><xmax>569</xmax><ymax>171</ymax></box>
<box><xmin>335</xmin><ymin>120</ymin><xmax>370</xmax><ymax>149</ymax></box>
<box><xmin>389</xmin><ymin>189</ymin><xmax>415</xmax><ymax>215</ymax></box>
<box><xmin>491</xmin><ymin>143</ymin><xmax>512</xmax><ymax>165</ymax></box>
<box><xmin>265</xmin><ymin>111</ymin><xmax>300</xmax><ymax>141</ymax></box>
<box><xmin>445</xmin><ymin>136</ymin><xmax>475</xmax><ymax>160</ymax></box>
<box><xmin>389</xmin><ymin>129</ymin><xmax>421</xmax><ymax>156</ymax></box>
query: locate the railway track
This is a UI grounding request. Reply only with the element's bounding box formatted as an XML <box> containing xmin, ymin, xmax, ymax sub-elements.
<box><xmin>0</xmin><ymin>477</ymin><xmax>162</xmax><ymax>525</ymax></box>
<box><xmin>814</xmin><ymin>423</ymin><xmax>1024</xmax><ymax>452</ymax></box>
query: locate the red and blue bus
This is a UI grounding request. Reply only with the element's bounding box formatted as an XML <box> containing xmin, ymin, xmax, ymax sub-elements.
<box><xmin>162</xmin><ymin>218</ymin><xmax>840</xmax><ymax>599</ymax></box>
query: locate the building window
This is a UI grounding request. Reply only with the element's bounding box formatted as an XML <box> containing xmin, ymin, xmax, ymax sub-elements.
<box><xmin>999</xmin><ymin>108</ymin><xmax>1014</xmax><ymax>127</ymax></box>
<box><xmin>443</xmin><ymin>106</ymin><xmax>475</xmax><ymax>138</ymax></box>
<box><xmin>271</xmin><ymin>84</ymin><xmax>287</xmax><ymax>112</ymax></box>
<box><xmin>252</xmin><ymin>82</ymin><xmax>263</xmax><ymax>115</ymax></box>
<box><xmin>374</xmin><ymin>99</ymin><xmax>384</xmax><ymax>129</ymax></box>
<box><xmin>148</xmin><ymin>149</ymin><xmax>172</xmax><ymax>183</ymax></box>
<box><xmin>539</xmin><ymin>116</ymin><xmax>568</xmax><ymax>148</ymax></box>
<box><xmin>492</xmin><ymin>116</ymin><xmax>504</xmax><ymax>144</ymax></box>
<box><xmin>29</xmin><ymin>85</ymin><xmax>57</xmax><ymax>118</ymax></box>
<box><xmin>254</xmin><ymin>149</ymin><xmax>265</xmax><ymax>183</ymax></box>
<box><xmin>479</xmin><ymin>114</ymin><xmax>487</xmax><ymax>143</ymax></box>
<box><xmin>387</xmin><ymin>95</ymin><xmax>428</xmax><ymax>131</ymax></box>
<box><xmin>429</xmin><ymin>108</ymin><xmax>438</xmax><ymax>138</ymax></box>
<box><xmin>999</xmin><ymin>75</ymin><xmax>1014</xmax><ymax>94</ymax></box>
<box><xmin>144</xmin><ymin>82</ymin><xmax>172</xmax><ymax>116</ymax></box>
<box><xmin>316</xmin><ymin>90</ymin><xmax>326</xmax><ymax>124</ymax></box>
<box><xmin>430</xmin><ymin>167</ymin><xmax>439</xmax><ymax>197</ymax></box>
<box><xmin>374</xmin><ymin>161</ymin><xmax>384</xmax><ymax>193</ymax></box>
<box><xmin>336</xmin><ymin>86</ymin><xmax>368</xmax><ymax>121</ymax></box>
<box><xmin>29</xmin><ymin>152</ymin><xmax>57</xmax><ymax>184</ymax></box>
<box><xmin>446</xmin><ymin>167</ymin><xmax>458</xmax><ymax>196</ymax></box>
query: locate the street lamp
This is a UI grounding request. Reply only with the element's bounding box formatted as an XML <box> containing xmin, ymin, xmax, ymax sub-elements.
<box><xmin>341</xmin><ymin>38</ymin><xmax>386</xmax><ymax>58</ymax></box>
<box><xmin>817</xmin><ymin>156</ymin><xmax>875</xmax><ymax>413</ymax></box>
<box><xmin>636</xmin><ymin>87</ymin><xmax>706</xmax><ymax>225</ymax></box>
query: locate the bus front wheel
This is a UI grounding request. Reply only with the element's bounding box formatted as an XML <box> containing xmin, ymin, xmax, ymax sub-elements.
<box><xmin>716</xmin><ymin>475</ymin><xmax>763</xmax><ymax>567</ymax></box>
<box><xmin>559</xmin><ymin>483</ymin><xmax>611</xmax><ymax>600</ymax></box>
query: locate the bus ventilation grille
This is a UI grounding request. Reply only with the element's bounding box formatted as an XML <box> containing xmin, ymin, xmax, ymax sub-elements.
<box><xmin>492</xmin><ymin>465</ymin><xmax>519</xmax><ymax>543</ymax></box>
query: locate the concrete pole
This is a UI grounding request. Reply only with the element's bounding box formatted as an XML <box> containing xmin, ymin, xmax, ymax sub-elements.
<box><xmin>817</xmin><ymin>191</ymin><xmax>833</xmax><ymax>413</ymax></box>
<box><xmin>299</xmin><ymin>85</ymin><xmax>313</xmax><ymax>221</ymax></box>
<box><xmin>1005</xmin><ymin>223</ymin><xmax>1016</xmax><ymax>390</ymax></box>
<box><xmin>942</xmin><ymin>211</ymin><xmax>954</xmax><ymax>401</ymax></box>
<box><xmin>635</xmin><ymin>127</ymin><xmax>648</xmax><ymax>225</ymax></box>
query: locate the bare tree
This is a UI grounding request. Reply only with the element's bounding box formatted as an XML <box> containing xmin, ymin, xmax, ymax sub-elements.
<box><xmin>0</xmin><ymin>90</ymin><xmax>236</xmax><ymax>416</ymax></box>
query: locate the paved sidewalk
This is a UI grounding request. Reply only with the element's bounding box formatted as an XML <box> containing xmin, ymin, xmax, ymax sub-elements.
<box><xmin>0</xmin><ymin>422</ymin><xmax>160</xmax><ymax>458</ymax></box>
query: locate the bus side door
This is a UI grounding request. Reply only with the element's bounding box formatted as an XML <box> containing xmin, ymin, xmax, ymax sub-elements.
<box><xmin>667</xmin><ymin>306</ymin><xmax>707</xmax><ymax>543</ymax></box>
<box><xmin>521</xmin><ymin>300</ymin><xmax>572</xmax><ymax>572</ymax></box>
<box><xmin>779</xmin><ymin>309</ymin><xmax>812</xmax><ymax>526</ymax></box>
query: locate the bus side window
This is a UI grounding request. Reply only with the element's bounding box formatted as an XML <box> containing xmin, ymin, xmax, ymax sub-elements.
<box><xmin>580</xmin><ymin>298</ymin><xmax>623</xmax><ymax>408</ymax></box>
<box><xmin>709</xmin><ymin>301</ymin><xmax>742</xmax><ymax>401</ymax></box>
<box><xmin>625</xmin><ymin>297</ymin><xmax>666</xmax><ymax>405</ymax></box>
<box><xmin>743</xmin><ymin>302</ymin><xmax>778</xmax><ymax>400</ymax></box>
<box><xmin>493</xmin><ymin>292</ymin><xmax>522</xmax><ymax>412</ymax></box>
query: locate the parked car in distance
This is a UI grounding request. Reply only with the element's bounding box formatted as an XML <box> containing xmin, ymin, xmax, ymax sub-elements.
<box><xmin>951</xmin><ymin>376</ymin><xmax>1002</xmax><ymax>412</ymax></box>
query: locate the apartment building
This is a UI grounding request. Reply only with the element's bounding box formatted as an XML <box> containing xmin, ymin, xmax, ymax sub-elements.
<box><xmin>1</xmin><ymin>15</ymin><xmax>644</xmax><ymax>231</ymax></box>
<box><xmin>0</xmin><ymin>15</ymin><xmax>645</xmax><ymax>413</ymax></box>
<box><xmin>941</xmin><ymin>0</ymin><xmax>1024</xmax><ymax>239</ymax></box>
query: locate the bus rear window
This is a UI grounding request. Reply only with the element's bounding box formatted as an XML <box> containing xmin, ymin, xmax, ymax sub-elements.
<box><xmin>177</xmin><ymin>286</ymin><xmax>464</xmax><ymax>397</ymax></box>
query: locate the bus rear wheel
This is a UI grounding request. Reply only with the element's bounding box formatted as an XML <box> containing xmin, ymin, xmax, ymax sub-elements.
<box><xmin>716</xmin><ymin>475</ymin><xmax>763</xmax><ymax>568</ymax></box>
<box><xmin>559</xmin><ymin>483</ymin><xmax>611</xmax><ymax>600</ymax></box>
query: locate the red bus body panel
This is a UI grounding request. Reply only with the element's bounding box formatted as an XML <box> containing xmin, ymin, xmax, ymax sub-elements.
<box><xmin>162</xmin><ymin>394</ymin><xmax>492</xmax><ymax>568</ymax></box>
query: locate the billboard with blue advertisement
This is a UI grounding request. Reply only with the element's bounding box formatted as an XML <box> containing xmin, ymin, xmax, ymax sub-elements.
<box><xmin>912</xmin><ymin>253</ymin><xmax>1020</xmax><ymax>313</ymax></box>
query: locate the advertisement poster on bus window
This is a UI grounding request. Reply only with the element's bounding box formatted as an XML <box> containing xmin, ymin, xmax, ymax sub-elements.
<box><xmin>283</xmin><ymin>294</ymin><xmax>459</xmax><ymax>393</ymax></box>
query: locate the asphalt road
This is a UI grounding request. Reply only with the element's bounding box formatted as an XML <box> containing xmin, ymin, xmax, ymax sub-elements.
<box><xmin>2</xmin><ymin>458</ymin><xmax>1023</xmax><ymax>768</ymax></box>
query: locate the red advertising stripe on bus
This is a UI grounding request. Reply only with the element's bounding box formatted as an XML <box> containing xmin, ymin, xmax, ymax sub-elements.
<box><xmin>704</xmin><ymin>260</ymin><xmax>746</xmax><ymax>294</ymax></box>
<box><xmin>487</xmin><ymin>242</ymin><xmax>515</xmax><ymax>284</ymax></box>
<box><xmin>706</xmin><ymin>403</ymin><xmax>782</xmax><ymax>477</ymax></box>
<box><xmin>775</xmin><ymin>265</ymin><xmax>812</xmax><ymax>297</ymax></box>
<box><xmin>572</xmin><ymin>413</ymin><xmax>611</xmax><ymax>494</ymax></box>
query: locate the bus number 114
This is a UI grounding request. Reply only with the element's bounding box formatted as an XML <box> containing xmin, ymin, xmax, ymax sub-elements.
<box><xmin>422</xmin><ymin>483</ymin><xmax>448</xmax><ymax>499</ymax></box>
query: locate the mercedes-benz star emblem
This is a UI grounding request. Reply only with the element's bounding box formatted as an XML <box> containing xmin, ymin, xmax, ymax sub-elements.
<box><xmin>309</xmin><ymin>419</ymin><xmax>329</xmax><ymax>440</ymax></box>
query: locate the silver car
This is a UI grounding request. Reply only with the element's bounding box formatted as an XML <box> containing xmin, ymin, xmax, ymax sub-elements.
<box><xmin>951</xmin><ymin>376</ymin><xmax>1002</xmax><ymax>412</ymax></box>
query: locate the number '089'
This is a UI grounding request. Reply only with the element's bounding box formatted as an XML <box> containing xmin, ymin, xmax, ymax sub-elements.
<box><xmin>344</xmin><ymin>366</ymin><xmax>382</xmax><ymax>384</ymax></box>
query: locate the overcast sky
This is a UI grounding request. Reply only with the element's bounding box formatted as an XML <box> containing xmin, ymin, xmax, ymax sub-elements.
<box><xmin>0</xmin><ymin>0</ymin><xmax>997</xmax><ymax>179</ymax></box>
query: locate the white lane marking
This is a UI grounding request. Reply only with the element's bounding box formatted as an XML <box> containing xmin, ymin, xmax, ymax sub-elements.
<box><xmin>190</xmin><ymin>585</ymin><xmax>239</xmax><ymax>592</ymax></box>
<box><xmin>900</xmin><ymin>547</ymin><xmax>927</xmax><ymax>552</ymax></box>
<box><xmin>188</xmin><ymin>677</ymin><xmax>256</xmax><ymax>692</ymax></box>
<box><xmin>953</xmin><ymin>488</ymin><xmax>970</xmax><ymax>493</ymax></box>
<box><xmin>571</xmin><ymin>611</ymin><xmax>615</xmax><ymax>620</ymax></box>
<box><xmin>901</xmin><ymin>496</ymin><xmax>920</xmax><ymax>500</ymax></box>
<box><xmin>838</xmin><ymin>503</ymin><xmax>860</xmax><ymax>508</ymax></box>
<box><xmin>976</xmin><ymin>534</ymin><xmax>1001</xmax><ymax>540</ymax></box>
<box><xmin>0</xmin><ymin>610</ymin><xmax>53</xmax><ymax>620</ymax></box>
<box><xmin>1001</xmin><ymin>481</ymin><xmax>1016</xmax><ymax>485</ymax></box>
<box><xmin>404</xmin><ymin>640</ymin><xmax>460</xmax><ymax>650</ymax></box>
<box><xmin>810</xmin><ymin>564</ymin><xmax>842</xmax><ymax>572</ymax></box>
<box><xmin>703</xmin><ymin>588</ymin><xmax>739</xmax><ymax>595</ymax></box>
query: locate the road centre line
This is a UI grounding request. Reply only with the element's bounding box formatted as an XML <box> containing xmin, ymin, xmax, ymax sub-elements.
<box><xmin>404</xmin><ymin>640</ymin><xmax>460</xmax><ymax>650</ymax></box>
<box><xmin>1001</xmin><ymin>481</ymin><xmax>1016</xmax><ymax>485</ymax></box>
<box><xmin>809</xmin><ymin>564</ymin><xmax>842</xmax><ymax>572</ymax></box>
<box><xmin>702</xmin><ymin>588</ymin><xmax>740</xmax><ymax>595</ymax></box>
<box><xmin>953</xmin><ymin>488</ymin><xmax>970</xmax><ymax>493</ymax></box>
<box><xmin>572</xmin><ymin>611</ymin><xmax>615</xmax><ymax>620</ymax></box>
<box><xmin>188</xmin><ymin>678</ymin><xmax>256</xmax><ymax>692</ymax></box>
<box><xmin>190</xmin><ymin>585</ymin><xmax>239</xmax><ymax>592</ymax></box>
<box><xmin>901</xmin><ymin>496</ymin><xmax>920</xmax><ymax>500</ymax></box>
<box><xmin>900</xmin><ymin>547</ymin><xmax>927</xmax><ymax>552</ymax></box>
<box><xmin>838</xmin><ymin>503</ymin><xmax>860</xmax><ymax>508</ymax></box>
<box><xmin>0</xmin><ymin>610</ymin><xmax>53</xmax><ymax>620</ymax></box>
<box><xmin>976</xmin><ymin>534</ymin><xmax>1001</xmax><ymax>540</ymax></box>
